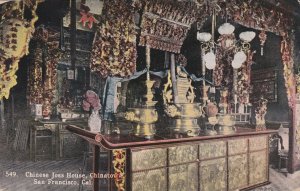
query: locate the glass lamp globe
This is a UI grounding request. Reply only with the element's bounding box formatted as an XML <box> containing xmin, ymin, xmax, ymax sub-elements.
<box><xmin>218</xmin><ymin>23</ymin><xmax>235</xmax><ymax>35</ymax></box>
<box><xmin>239</xmin><ymin>31</ymin><xmax>256</xmax><ymax>42</ymax></box>
<box><xmin>203</xmin><ymin>51</ymin><xmax>216</xmax><ymax>70</ymax></box>
<box><xmin>197</xmin><ymin>32</ymin><xmax>212</xmax><ymax>42</ymax></box>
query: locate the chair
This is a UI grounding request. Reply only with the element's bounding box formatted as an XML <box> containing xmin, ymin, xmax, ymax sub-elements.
<box><xmin>275</xmin><ymin>133</ymin><xmax>289</xmax><ymax>171</ymax></box>
<box><xmin>277</xmin><ymin>125</ymin><xmax>289</xmax><ymax>171</ymax></box>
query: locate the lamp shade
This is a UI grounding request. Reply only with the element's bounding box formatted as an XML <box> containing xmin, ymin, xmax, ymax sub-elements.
<box><xmin>197</xmin><ymin>32</ymin><xmax>212</xmax><ymax>42</ymax></box>
<box><xmin>203</xmin><ymin>51</ymin><xmax>216</xmax><ymax>70</ymax></box>
<box><xmin>239</xmin><ymin>31</ymin><xmax>256</xmax><ymax>42</ymax></box>
<box><xmin>232</xmin><ymin>51</ymin><xmax>247</xmax><ymax>69</ymax></box>
<box><xmin>218</xmin><ymin>23</ymin><xmax>235</xmax><ymax>35</ymax></box>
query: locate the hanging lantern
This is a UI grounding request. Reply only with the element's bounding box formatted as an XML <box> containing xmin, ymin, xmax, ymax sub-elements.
<box><xmin>259</xmin><ymin>30</ymin><xmax>267</xmax><ymax>56</ymax></box>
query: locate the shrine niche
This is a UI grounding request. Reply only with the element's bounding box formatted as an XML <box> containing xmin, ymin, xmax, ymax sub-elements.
<box><xmin>138</xmin><ymin>0</ymin><xmax>199</xmax><ymax>53</ymax></box>
<box><xmin>251</xmin><ymin>68</ymin><xmax>278</xmax><ymax>103</ymax></box>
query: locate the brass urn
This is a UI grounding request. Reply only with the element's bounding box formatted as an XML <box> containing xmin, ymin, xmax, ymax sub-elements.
<box><xmin>123</xmin><ymin>79</ymin><xmax>158</xmax><ymax>139</ymax></box>
<box><xmin>216</xmin><ymin>88</ymin><xmax>236</xmax><ymax>135</ymax></box>
<box><xmin>163</xmin><ymin>70</ymin><xmax>203</xmax><ymax>136</ymax></box>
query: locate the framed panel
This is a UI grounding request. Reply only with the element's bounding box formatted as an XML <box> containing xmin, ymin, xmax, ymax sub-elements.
<box><xmin>228</xmin><ymin>154</ymin><xmax>248</xmax><ymax>190</ymax></box>
<box><xmin>132</xmin><ymin>168</ymin><xmax>167</xmax><ymax>191</ymax></box>
<box><xmin>199</xmin><ymin>141</ymin><xmax>226</xmax><ymax>160</ymax></box>
<box><xmin>169</xmin><ymin>163</ymin><xmax>198</xmax><ymax>191</ymax></box>
<box><xmin>228</xmin><ymin>138</ymin><xmax>248</xmax><ymax>155</ymax></box>
<box><xmin>249</xmin><ymin>150</ymin><xmax>268</xmax><ymax>185</ymax></box>
<box><xmin>199</xmin><ymin>158</ymin><xmax>227</xmax><ymax>191</ymax></box>
<box><xmin>131</xmin><ymin>148</ymin><xmax>167</xmax><ymax>171</ymax></box>
<box><xmin>249</xmin><ymin>136</ymin><xmax>267</xmax><ymax>151</ymax></box>
<box><xmin>169</xmin><ymin>144</ymin><xmax>198</xmax><ymax>165</ymax></box>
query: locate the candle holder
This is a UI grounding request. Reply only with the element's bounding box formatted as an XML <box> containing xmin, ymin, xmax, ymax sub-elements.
<box><xmin>216</xmin><ymin>88</ymin><xmax>236</xmax><ymax>135</ymax></box>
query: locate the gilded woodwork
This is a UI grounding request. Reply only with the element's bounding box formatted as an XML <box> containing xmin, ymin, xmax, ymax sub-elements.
<box><xmin>200</xmin><ymin>158</ymin><xmax>227</xmax><ymax>191</ymax></box>
<box><xmin>199</xmin><ymin>141</ymin><xmax>226</xmax><ymax>160</ymax></box>
<box><xmin>228</xmin><ymin>154</ymin><xmax>248</xmax><ymax>191</ymax></box>
<box><xmin>132</xmin><ymin>168</ymin><xmax>167</xmax><ymax>191</ymax></box>
<box><xmin>228</xmin><ymin>138</ymin><xmax>248</xmax><ymax>155</ymax></box>
<box><xmin>169</xmin><ymin>163</ymin><xmax>198</xmax><ymax>191</ymax></box>
<box><xmin>249</xmin><ymin>136</ymin><xmax>267</xmax><ymax>151</ymax></box>
<box><xmin>113</xmin><ymin>149</ymin><xmax>126</xmax><ymax>191</ymax></box>
<box><xmin>169</xmin><ymin>144</ymin><xmax>198</xmax><ymax>165</ymax></box>
<box><xmin>249</xmin><ymin>150</ymin><xmax>268</xmax><ymax>185</ymax></box>
<box><xmin>131</xmin><ymin>148</ymin><xmax>167</xmax><ymax>171</ymax></box>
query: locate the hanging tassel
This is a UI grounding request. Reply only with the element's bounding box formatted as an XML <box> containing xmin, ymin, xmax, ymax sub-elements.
<box><xmin>259</xmin><ymin>30</ymin><xmax>267</xmax><ymax>56</ymax></box>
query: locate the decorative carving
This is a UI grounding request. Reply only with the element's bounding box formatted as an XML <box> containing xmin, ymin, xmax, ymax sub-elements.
<box><xmin>281</xmin><ymin>34</ymin><xmax>296</xmax><ymax>108</ymax></box>
<box><xmin>223</xmin><ymin>0</ymin><xmax>292</xmax><ymax>36</ymax></box>
<box><xmin>236</xmin><ymin>50</ymin><xmax>255</xmax><ymax>104</ymax></box>
<box><xmin>228</xmin><ymin>154</ymin><xmax>248</xmax><ymax>190</ymax></box>
<box><xmin>131</xmin><ymin>148</ymin><xmax>167</xmax><ymax>171</ymax></box>
<box><xmin>213</xmin><ymin>38</ymin><xmax>234</xmax><ymax>87</ymax></box>
<box><xmin>113</xmin><ymin>149</ymin><xmax>126</xmax><ymax>191</ymax></box>
<box><xmin>139</xmin><ymin>0</ymin><xmax>198</xmax><ymax>53</ymax></box>
<box><xmin>200</xmin><ymin>158</ymin><xmax>227</xmax><ymax>191</ymax></box>
<box><xmin>91</xmin><ymin>0</ymin><xmax>137</xmax><ymax>78</ymax></box>
<box><xmin>27</xmin><ymin>27</ymin><xmax>61</xmax><ymax>117</ymax></box>
<box><xmin>0</xmin><ymin>1</ymin><xmax>40</xmax><ymax>99</ymax></box>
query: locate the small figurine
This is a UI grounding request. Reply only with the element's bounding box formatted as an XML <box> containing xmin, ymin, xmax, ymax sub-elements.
<box><xmin>254</xmin><ymin>97</ymin><xmax>268</xmax><ymax>131</ymax></box>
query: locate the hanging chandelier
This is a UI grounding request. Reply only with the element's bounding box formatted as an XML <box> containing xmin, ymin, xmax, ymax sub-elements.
<box><xmin>197</xmin><ymin>22</ymin><xmax>256</xmax><ymax>70</ymax></box>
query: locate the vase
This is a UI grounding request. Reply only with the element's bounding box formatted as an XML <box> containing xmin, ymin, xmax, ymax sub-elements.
<box><xmin>88</xmin><ymin>110</ymin><xmax>102</xmax><ymax>133</ymax></box>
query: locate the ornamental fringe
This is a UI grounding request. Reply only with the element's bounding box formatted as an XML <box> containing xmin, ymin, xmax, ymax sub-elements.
<box><xmin>0</xmin><ymin>1</ymin><xmax>40</xmax><ymax>99</ymax></box>
<box><xmin>281</xmin><ymin>34</ymin><xmax>296</xmax><ymax>109</ymax></box>
<box><xmin>27</xmin><ymin>27</ymin><xmax>61</xmax><ymax>115</ymax></box>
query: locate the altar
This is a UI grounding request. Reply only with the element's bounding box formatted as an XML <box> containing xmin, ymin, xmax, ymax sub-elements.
<box><xmin>67</xmin><ymin>124</ymin><xmax>276</xmax><ymax>191</ymax></box>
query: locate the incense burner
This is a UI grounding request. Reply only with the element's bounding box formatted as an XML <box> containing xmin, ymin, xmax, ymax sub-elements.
<box><xmin>122</xmin><ymin>80</ymin><xmax>158</xmax><ymax>139</ymax></box>
<box><xmin>124</xmin><ymin>107</ymin><xmax>158</xmax><ymax>139</ymax></box>
<box><xmin>163</xmin><ymin>69</ymin><xmax>203</xmax><ymax>136</ymax></box>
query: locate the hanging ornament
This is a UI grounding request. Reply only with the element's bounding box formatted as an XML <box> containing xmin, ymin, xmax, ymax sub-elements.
<box><xmin>259</xmin><ymin>30</ymin><xmax>267</xmax><ymax>56</ymax></box>
<box><xmin>79</xmin><ymin>3</ymin><xmax>98</xmax><ymax>29</ymax></box>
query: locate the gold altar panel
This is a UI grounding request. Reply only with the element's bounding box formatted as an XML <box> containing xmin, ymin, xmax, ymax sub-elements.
<box><xmin>131</xmin><ymin>148</ymin><xmax>167</xmax><ymax>171</ymax></box>
<box><xmin>132</xmin><ymin>168</ymin><xmax>167</xmax><ymax>191</ymax></box>
<box><xmin>249</xmin><ymin>150</ymin><xmax>268</xmax><ymax>185</ymax></box>
<box><xmin>228</xmin><ymin>138</ymin><xmax>248</xmax><ymax>155</ymax></box>
<box><xmin>200</xmin><ymin>158</ymin><xmax>227</xmax><ymax>191</ymax></box>
<box><xmin>169</xmin><ymin>163</ymin><xmax>198</xmax><ymax>191</ymax></box>
<box><xmin>249</xmin><ymin>136</ymin><xmax>267</xmax><ymax>151</ymax></box>
<box><xmin>228</xmin><ymin>154</ymin><xmax>248</xmax><ymax>191</ymax></box>
<box><xmin>169</xmin><ymin>144</ymin><xmax>198</xmax><ymax>165</ymax></box>
<box><xmin>199</xmin><ymin>141</ymin><xmax>226</xmax><ymax>160</ymax></box>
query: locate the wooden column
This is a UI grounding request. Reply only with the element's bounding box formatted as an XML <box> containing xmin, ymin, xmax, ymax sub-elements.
<box><xmin>170</xmin><ymin>53</ymin><xmax>178</xmax><ymax>104</ymax></box>
<box><xmin>70</xmin><ymin>0</ymin><xmax>76</xmax><ymax>72</ymax></box>
<box><xmin>93</xmin><ymin>145</ymin><xmax>100</xmax><ymax>191</ymax></box>
<box><xmin>0</xmin><ymin>99</ymin><xmax>5</xmax><ymax>130</ymax></box>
